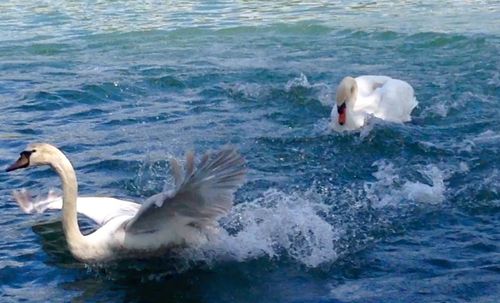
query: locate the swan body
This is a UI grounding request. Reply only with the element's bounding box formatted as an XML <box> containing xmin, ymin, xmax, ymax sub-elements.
<box><xmin>6</xmin><ymin>143</ymin><xmax>245</xmax><ymax>262</ymax></box>
<box><xmin>331</xmin><ymin>75</ymin><xmax>418</xmax><ymax>131</ymax></box>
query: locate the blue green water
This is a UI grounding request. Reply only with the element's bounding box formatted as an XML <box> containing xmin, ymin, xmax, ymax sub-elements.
<box><xmin>1</xmin><ymin>1</ymin><xmax>499</xmax><ymax>302</ymax></box>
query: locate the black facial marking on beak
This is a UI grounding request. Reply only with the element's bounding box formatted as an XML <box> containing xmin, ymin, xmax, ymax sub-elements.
<box><xmin>337</xmin><ymin>103</ymin><xmax>346</xmax><ymax>114</ymax></box>
<box><xmin>6</xmin><ymin>151</ymin><xmax>33</xmax><ymax>172</ymax></box>
<box><xmin>337</xmin><ymin>103</ymin><xmax>347</xmax><ymax>126</ymax></box>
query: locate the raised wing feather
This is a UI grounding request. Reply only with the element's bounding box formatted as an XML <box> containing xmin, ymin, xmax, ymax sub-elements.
<box><xmin>13</xmin><ymin>189</ymin><xmax>140</xmax><ymax>226</ymax></box>
<box><xmin>125</xmin><ymin>148</ymin><xmax>245</xmax><ymax>233</ymax></box>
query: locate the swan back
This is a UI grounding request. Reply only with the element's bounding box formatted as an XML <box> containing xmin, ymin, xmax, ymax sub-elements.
<box><xmin>374</xmin><ymin>78</ymin><xmax>417</xmax><ymax>122</ymax></box>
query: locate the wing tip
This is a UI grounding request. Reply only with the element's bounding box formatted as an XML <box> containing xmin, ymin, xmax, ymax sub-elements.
<box><xmin>205</xmin><ymin>146</ymin><xmax>246</xmax><ymax>183</ymax></box>
<box><xmin>168</xmin><ymin>146</ymin><xmax>246</xmax><ymax>193</ymax></box>
<box><xmin>12</xmin><ymin>189</ymin><xmax>35</xmax><ymax>213</ymax></box>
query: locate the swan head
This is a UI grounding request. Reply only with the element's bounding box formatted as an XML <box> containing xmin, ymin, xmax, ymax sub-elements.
<box><xmin>335</xmin><ymin>76</ymin><xmax>357</xmax><ymax>125</ymax></box>
<box><xmin>6</xmin><ymin>143</ymin><xmax>62</xmax><ymax>172</ymax></box>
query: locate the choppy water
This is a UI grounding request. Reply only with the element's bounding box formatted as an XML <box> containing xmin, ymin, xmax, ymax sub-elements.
<box><xmin>1</xmin><ymin>1</ymin><xmax>499</xmax><ymax>302</ymax></box>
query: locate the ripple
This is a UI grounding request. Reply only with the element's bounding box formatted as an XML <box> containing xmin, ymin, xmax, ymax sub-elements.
<box><xmin>0</xmin><ymin>2</ymin><xmax>499</xmax><ymax>302</ymax></box>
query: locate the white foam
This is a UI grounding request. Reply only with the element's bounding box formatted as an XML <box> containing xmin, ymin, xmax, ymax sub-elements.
<box><xmin>366</xmin><ymin>160</ymin><xmax>446</xmax><ymax>208</ymax></box>
<box><xmin>127</xmin><ymin>159</ymin><xmax>455</xmax><ymax>271</ymax></box>
<box><xmin>428</xmin><ymin>102</ymin><xmax>450</xmax><ymax>118</ymax></box>
<box><xmin>357</xmin><ymin>116</ymin><xmax>386</xmax><ymax>139</ymax></box>
<box><xmin>285</xmin><ymin>73</ymin><xmax>333</xmax><ymax>106</ymax></box>
<box><xmin>401</xmin><ymin>166</ymin><xmax>445</xmax><ymax>204</ymax></box>
<box><xmin>459</xmin><ymin>161</ymin><xmax>470</xmax><ymax>173</ymax></box>
<box><xmin>285</xmin><ymin>73</ymin><xmax>311</xmax><ymax>91</ymax></box>
<box><xmin>483</xmin><ymin>169</ymin><xmax>499</xmax><ymax>195</ymax></box>
<box><xmin>488</xmin><ymin>70</ymin><xmax>499</xmax><ymax>87</ymax></box>
<box><xmin>176</xmin><ymin>160</ymin><xmax>452</xmax><ymax>268</ymax></box>
<box><xmin>419</xmin><ymin>93</ymin><xmax>468</xmax><ymax>119</ymax></box>
<box><xmin>315</xmin><ymin>83</ymin><xmax>333</xmax><ymax>106</ymax></box>
<box><xmin>224</xmin><ymin>82</ymin><xmax>268</xmax><ymax>100</ymax></box>
<box><xmin>183</xmin><ymin>188</ymin><xmax>341</xmax><ymax>268</ymax></box>
<box><xmin>473</xmin><ymin>130</ymin><xmax>500</xmax><ymax>145</ymax></box>
<box><xmin>419</xmin><ymin>129</ymin><xmax>500</xmax><ymax>156</ymax></box>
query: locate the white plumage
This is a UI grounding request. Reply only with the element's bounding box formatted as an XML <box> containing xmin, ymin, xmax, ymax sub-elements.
<box><xmin>7</xmin><ymin>143</ymin><xmax>245</xmax><ymax>263</ymax></box>
<box><xmin>331</xmin><ymin>75</ymin><xmax>418</xmax><ymax>131</ymax></box>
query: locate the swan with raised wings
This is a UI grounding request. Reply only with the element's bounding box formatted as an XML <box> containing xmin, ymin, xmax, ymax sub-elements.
<box><xmin>6</xmin><ymin>143</ymin><xmax>245</xmax><ymax>263</ymax></box>
<box><xmin>331</xmin><ymin>75</ymin><xmax>418</xmax><ymax>131</ymax></box>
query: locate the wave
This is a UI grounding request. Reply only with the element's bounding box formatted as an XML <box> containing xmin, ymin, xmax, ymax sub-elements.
<box><xmin>366</xmin><ymin>160</ymin><xmax>445</xmax><ymax>208</ymax></box>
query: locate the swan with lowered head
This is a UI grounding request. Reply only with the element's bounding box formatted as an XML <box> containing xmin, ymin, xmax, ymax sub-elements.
<box><xmin>6</xmin><ymin>143</ymin><xmax>245</xmax><ymax>263</ymax></box>
<box><xmin>331</xmin><ymin>75</ymin><xmax>418</xmax><ymax>131</ymax></box>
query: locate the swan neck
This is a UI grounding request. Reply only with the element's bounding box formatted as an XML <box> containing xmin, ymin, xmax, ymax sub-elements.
<box><xmin>51</xmin><ymin>154</ymin><xmax>87</xmax><ymax>253</ymax></box>
<box><xmin>348</xmin><ymin>79</ymin><xmax>358</xmax><ymax>106</ymax></box>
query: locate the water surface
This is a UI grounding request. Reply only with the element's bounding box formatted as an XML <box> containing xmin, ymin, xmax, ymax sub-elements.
<box><xmin>0</xmin><ymin>1</ymin><xmax>499</xmax><ymax>302</ymax></box>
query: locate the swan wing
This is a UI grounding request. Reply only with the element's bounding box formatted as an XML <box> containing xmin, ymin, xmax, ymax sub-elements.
<box><xmin>354</xmin><ymin>76</ymin><xmax>417</xmax><ymax>122</ymax></box>
<box><xmin>125</xmin><ymin>148</ymin><xmax>245</xmax><ymax>234</ymax></box>
<box><xmin>376</xmin><ymin>79</ymin><xmax>417</xmax><ymax>122</ymax></box>
<box><xmin>13</xmin><ymin>189</ymin><xmax>140</xmax><ymax>226</ymax></box>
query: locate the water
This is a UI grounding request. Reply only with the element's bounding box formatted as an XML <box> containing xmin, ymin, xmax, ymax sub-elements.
<box><xmin>0</xmin><ymin>1</ymin><xmax>499</xmax><ymax>302</ymax></box>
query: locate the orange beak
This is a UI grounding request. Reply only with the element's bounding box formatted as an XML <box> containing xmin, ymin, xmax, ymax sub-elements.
<box><xmin>337</xmin><ymin>103</ymin><xmax>346</xmax><ymax>126</ymax></box>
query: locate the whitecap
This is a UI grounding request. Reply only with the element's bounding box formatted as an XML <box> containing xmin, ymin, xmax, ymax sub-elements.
<box><xmin>400</xmin><ymin>166</ymin><xmax>445</xmax><ymax>204</ymax></box>
<box><xmin>472</xmin><ymin>130</ymin><xmax>500</xmax><ymax>145</ymax></box>
<box><xmin>285</xmin><ymin>73</ymin><xmax>311</xmax><ymax>91</ymax></box>
<box><xmin>224</xmin><ymin>82</ymin><xmax>268</xmax><ymax>100</ymax></box>
<box><xmin>366</xmin><ymin>160</ymin><xmax>446</xmax><ymax>208</ymax></box>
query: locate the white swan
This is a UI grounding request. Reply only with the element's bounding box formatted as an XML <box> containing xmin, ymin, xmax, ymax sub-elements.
<box><xmin>330</xmin><ymin>75</ymin><xmax>418</xmax><ymax>131</ymax></box>
<box><xmin>6</xmin><ymin>143</ymin><xmax>245</xmax><ymax>263</ymax></box>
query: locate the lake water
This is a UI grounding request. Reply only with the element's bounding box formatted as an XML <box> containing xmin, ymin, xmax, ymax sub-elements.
<box><xmin>0</xmin><ymin>1</ymin><xmax>499</xmax><ymax>302</ymax></box>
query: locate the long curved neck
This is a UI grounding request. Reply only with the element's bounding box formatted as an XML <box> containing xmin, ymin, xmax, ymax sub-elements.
<box><xmin>50</xmin><ymin>153</ymin><xmax>87</xmax><ymax>255</ymax></box>
<box><xmin>348</xmin><ymin>79</ymin><xmax>358</xmax><ymax>107</ymax></box>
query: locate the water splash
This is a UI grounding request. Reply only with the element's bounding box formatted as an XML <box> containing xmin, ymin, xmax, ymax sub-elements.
<box><xmin>184</xmin><ymin>188</ymin><xmax>341</xmax><ymax>268</ymax></box>
<box><xmin>285</xmin><ymin>73</ymin><xmax>311</xmax><ymax>91</ymax></box>
<box><xmin>285</xmin><ymin>73</ymin><xmax>332</xmax><ymax>106</ymax></box>
<box><xmin>224</xmin><ymin>82</ymin><xmax>269</xmax><ymax>100</ymax></box>
<box><xmin>366</xmin><ymin>160</ymin><xmax>446</xmax><ymax>208</ymax></box>
<box><xmin>173</xmin><ymin>160</ymin><xmax>448</xmax><ymax>269</ymax></box>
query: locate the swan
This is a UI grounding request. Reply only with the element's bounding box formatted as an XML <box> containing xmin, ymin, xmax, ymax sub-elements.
<box><xmin>331</xmin><ymin>75</ymin><xmax>418</xmax><ymax>131</ymax></box>
<box><xmin>6</xmin><ymin>143</ymin><xmax>245</xmax><ymax>263</ymax></box>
